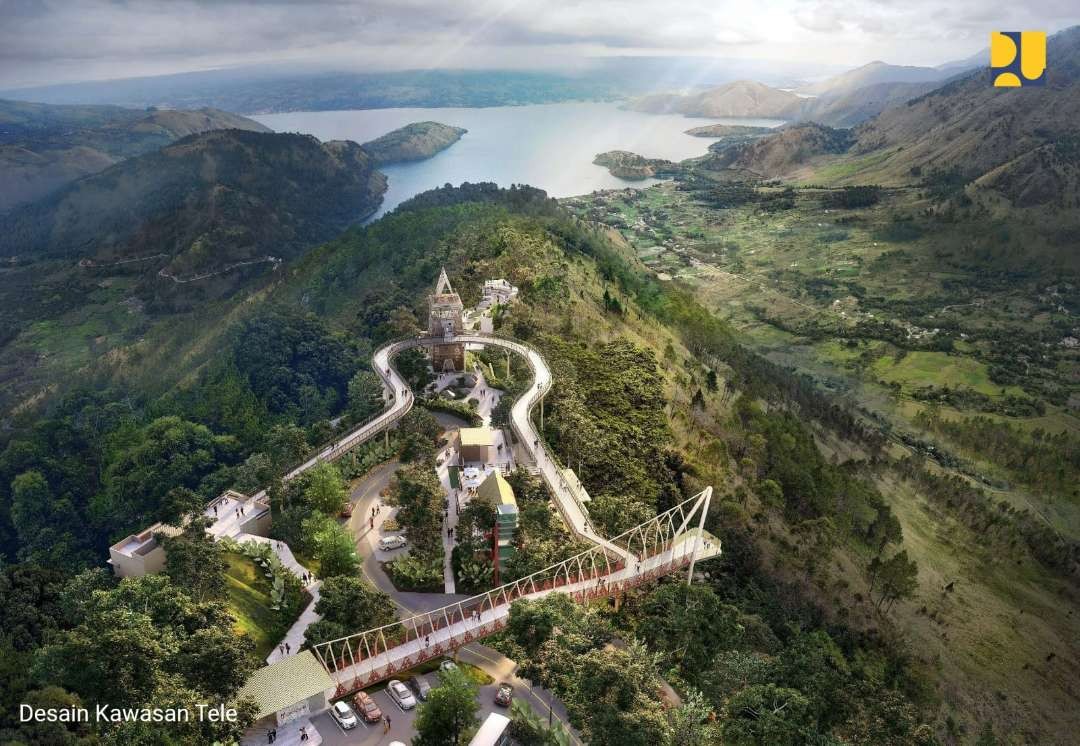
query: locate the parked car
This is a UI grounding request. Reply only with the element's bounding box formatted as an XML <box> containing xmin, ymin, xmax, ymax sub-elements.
<box><xmin>331</xmin><ymin>700</ymin><xmax>358</xmax><ymax>729</ymax></box>
<box><xmin>387</xmin><ymin>679</ymin><xmax>417</xmax><ymax>710</ymax></box>
<box><xmin>378</xmin><ymin>535</ymin><xmax>407</xmax><ymax>551</ymax></box>
<box><xmin>352</xmin><ymin>691</ymin><xmax>382</xmax><ymax>723</ymax></box>
<box><xmin>439</xmin><ymin>659</ymin><xmax>458</xmax><ymax>673</ymax></box>
<box><xmin>408</xmin><ymin>676</ymin><xmax>432</xmax><ymax>701</ymax></box>
<box><xmin>340</xmin><ymin>502</ymin><xmax>354</xmax><ymax>518</ymax></box>
<box><xmin>494</xmin><ymin>683</ymin><xmax>514</xmax><ymax>707</ymax></box>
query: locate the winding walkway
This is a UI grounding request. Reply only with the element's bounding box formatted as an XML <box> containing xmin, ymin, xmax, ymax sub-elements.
<box><xmin>224</xmin><ymin>332</ymin><xmax>717</xmax><ymax>710</ymax></box>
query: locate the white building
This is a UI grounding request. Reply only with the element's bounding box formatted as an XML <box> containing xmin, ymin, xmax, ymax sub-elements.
<box><xmin>478</xmin><ymin>279</ymin><xmax>518</xmax><ymax>310</ymax></box>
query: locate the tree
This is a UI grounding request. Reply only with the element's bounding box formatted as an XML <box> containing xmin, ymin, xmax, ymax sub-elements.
<box><xmin>722</xmin><ymin>684</ymin><xmax>814</xmax><ymax>746</ymax></box>
<box><xmin>305</xmin><ymin>576</ymin><xmax>396</xmax><ymax>645</ymax></box>
<box><xmin>397</xmin><ymin>409</ymin><xmax>440</xmax><ymax>462</ymax></box>
<box><xmin>349</xmin><ymin>370</ymin><xmax>385</xmax><ymax>422</ymax></box>
<box><xmin>233</xmin><ymin>452</ymin><xmax>274</xmax><ymax>495</ymax></box>
<box><xmin>304</xmin><ymin>514</ymin><xmax>359</xmax><ymax>578</ymax></box>
<box><xmin>158</xmin><ymin>486</ymin><xmax>205</xmax><ymax>526</ymax></box>
<box><xmin>177</xmin><ymin>625</ymin><xmax>257</xmax><ymax>699</ymax></box>
<box><xmin>0</xmin><ymin>564</ymin><xmax>67</xmax><ymax>651</ymax></box>
<box><xmin>163</xmin><ymin>519</ymin><xmax>227</xmax><ymax>602</ymax></box>
<box><xmin>638</xmin><ymin>583</ymin><xmax>744</xmax><ymax>680</ymax></box>
<box><xmin>304</xmin><ymin>462</ymin><xmax>348</xmax><ymax>516</ymax></box>
<box><xmin>33</xmin><ymin>574</ymin><xmax>257</xmax><ymax>744</ymax></box>
<box><xmin>873</xmin><ymin>549</ymin><xmax>919</xmax><ymax>612</ymax></box>
<box><xmin>266</xmin><ymin>423</ymin><xmax>309</xmax><ymax>473</ymax></box>
<box><xmin>101</xmin><ymin>416</ymin><xmax>237</xmax><ymax>528</ymax></box>
<box><xmin>667</xmin><ymin>688</ymin><xmax>721</xmax><ymax>746</ymax></box>
<box><xmin>412</xmin><ymin>667</ymin><xmax>480</xmax><ymax>746</ymax></box>
<box><xmin>389</xmin><ymin>461</ymin><xmax>443</xmax><ymax>557</ymax></box>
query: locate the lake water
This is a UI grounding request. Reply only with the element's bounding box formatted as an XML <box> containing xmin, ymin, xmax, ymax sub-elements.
<box><xmin>254</xmin><ymin>103</ymin><xmax>783</xmax><ymax>219</ymax></box>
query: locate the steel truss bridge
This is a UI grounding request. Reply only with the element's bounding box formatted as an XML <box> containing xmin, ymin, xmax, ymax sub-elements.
<box><xmin>313</xmin><ymin>488</ymin><xmax>719</xmax><ymax>695</ymax></box>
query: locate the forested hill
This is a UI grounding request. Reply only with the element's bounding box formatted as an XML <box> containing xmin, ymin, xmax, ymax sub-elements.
<box><xmin>0</xmin><ymin>129</ymin><xmax>387</xmax><ymax>274</ymax></box>
<box><xmin>0</xmin><ymin>99</ymin><xmax>270</xmax><ymax>210</ymax></box>
<box><xmin>360</xmin><ymin>121</ymin><xmax>467</xmax><ymax>165</ymax></box>
<box><xmin>1</xmin><ymin>183</ymin><xmax>942</xmax><ymax>744</ymax></box>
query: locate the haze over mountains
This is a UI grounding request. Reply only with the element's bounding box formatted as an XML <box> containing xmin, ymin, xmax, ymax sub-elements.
<box><xmin>0</xmin><ymin>101</ymin><xmax>269</xmax><ymax>211</ymax></box>
<box><xmin>629</xmin><ymin>55</ymin><xmax>982</xmax><ymax>127</ymax></box>
<box><xmin>704</xmin><ymin>25</ymin><xmax>1080</xmax><ymax>214</ymax></box>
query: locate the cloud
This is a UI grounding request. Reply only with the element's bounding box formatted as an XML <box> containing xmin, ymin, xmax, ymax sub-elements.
<box><xmin>1</xmin><ymin>0</ymin><xmax>1076</xmax><ymax>88</ymax></box>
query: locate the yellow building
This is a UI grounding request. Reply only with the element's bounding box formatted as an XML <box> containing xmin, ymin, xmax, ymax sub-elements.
<box><xmin>457</xmin><ymin>426</ymin><xmax>495</xmax><ymax>464</ymax></box>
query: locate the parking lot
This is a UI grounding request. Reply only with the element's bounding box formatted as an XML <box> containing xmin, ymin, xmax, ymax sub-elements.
<box><xmin>312</xmin><ymin>673</ymin><xmax>512</xmax><ymax>746</ymax></box>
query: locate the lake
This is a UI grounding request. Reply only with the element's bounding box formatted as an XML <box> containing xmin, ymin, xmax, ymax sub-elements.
<box><xmin>254</xmin><ymin>103</ymin><xmax>783</xmax><ymax>219</ymax></box>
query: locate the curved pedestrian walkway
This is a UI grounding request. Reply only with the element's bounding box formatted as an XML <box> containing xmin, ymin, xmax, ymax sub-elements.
<box><xmin>221</xmin><ymin>331</ymin><xmax>708</xmax><ymax>695</ymax></box>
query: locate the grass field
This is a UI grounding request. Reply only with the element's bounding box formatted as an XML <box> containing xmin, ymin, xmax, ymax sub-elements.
<box><xmin>876</xmin><ymin>474</ymin><xmax>1080</xmax><ymax>742</ymax></box>
<box><xmin>224</xmin><ymin>551</ymin><xmax>279</xmax><ymax>659</ymax></box>
<box><xmin>871</xmin><ymin>351</ymin><xmax>1026</xmax><ymax>398</ymax></box>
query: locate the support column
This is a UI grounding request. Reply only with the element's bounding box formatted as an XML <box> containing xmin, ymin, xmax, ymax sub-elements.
<box><xmin>687</xmin><ymin>487</ymin><xmax>712</xmax><ymax>586</ymax></box>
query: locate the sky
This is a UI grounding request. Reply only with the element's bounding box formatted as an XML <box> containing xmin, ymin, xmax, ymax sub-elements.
<box><xmin>1</xmin><ymin>0</ymin><xmax>1078</xmax><ymax>89</ymax></box>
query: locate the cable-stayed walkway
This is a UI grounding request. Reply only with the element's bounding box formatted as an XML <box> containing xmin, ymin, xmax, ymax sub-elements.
<box><xmin>312</xmin><ymin>489</ymin><xmax>719</xmax><ymax>696</ymax></box>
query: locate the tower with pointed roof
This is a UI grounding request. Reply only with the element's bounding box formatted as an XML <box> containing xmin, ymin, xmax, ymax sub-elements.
<box><xmin>429</xmin><ymin>268</ymin><xmax>465</xmax><ymax>371</ymax></box>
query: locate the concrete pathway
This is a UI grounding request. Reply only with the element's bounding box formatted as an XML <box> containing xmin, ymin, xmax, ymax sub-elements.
<box><xmin>435</xmin><ymin>439</ymin><xmax>459</xmax><ymax>594</ymax></box>
<box><xmin>241</xmin><ymin>716</ymin><xmax>321</xmax><ymax>746</ymax></box>
<box><xmin>232</xmin><ymin>532</ymin><xmax>322</xmax><ymax>665</ymax></box>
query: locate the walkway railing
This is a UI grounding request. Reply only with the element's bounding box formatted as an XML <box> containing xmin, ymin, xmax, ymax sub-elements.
<box><xmin>312</xmin><ymin>488</ymin><xmax>718</xmax><ymax>695</ymax></box>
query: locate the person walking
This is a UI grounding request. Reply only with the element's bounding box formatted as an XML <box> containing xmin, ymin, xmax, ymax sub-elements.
<box><xmin>383</xmin><ymin>716</ymin><xmax>390</xmax><ymax>734</ymax></box>
<box><xmin>278</xmin><ymin>643</ymin><xmax>285</xmax><ymax>656</ymax></box>
<box><xmin>213</xmin><ymin>505</ymin><xmax>218</xmax><ymax>518</ymax></box>
<box><xmin>299</xmin><ymin>726</ymin><xmax>308</xmax><ymax>742</ymax></box>
<box><xmin>285</xmin><ymin>642</ymin><xmax>291</xmax><ymax>655</ymax></box>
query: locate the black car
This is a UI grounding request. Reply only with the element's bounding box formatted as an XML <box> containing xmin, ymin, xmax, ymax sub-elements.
<box><xmin>408</xmin><ymin>676</ymin><xmax>432</xmax><ymax>701</ymax></box>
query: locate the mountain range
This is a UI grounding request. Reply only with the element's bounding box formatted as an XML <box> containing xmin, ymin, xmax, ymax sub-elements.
<box><xmin>688</xmin><ymin>25</ymin><xmax>1080</xmax><ymax>214</ymax></box>
<box><xmin>629</xmin><ymin>57</ymin><xmax>981</xmax><ymax>127</ymax></box>
<box><xmin>0</xmin><ymin>101</ymin><xmax>269</xmax><ymax>211</ymax></box>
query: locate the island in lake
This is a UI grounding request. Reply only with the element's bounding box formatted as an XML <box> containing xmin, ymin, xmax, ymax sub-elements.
<box><xmin>361</xmin><ymin>121</ymin><xmax>467</xmax><ymax>165</ymax></box>
<box><xmin>592</xmin><ymin>150</ymin><xmax>679</xmax><ymax>180</ymax></box>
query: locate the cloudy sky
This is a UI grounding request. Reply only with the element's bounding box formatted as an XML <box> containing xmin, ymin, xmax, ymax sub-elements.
<box><xmin>1</xmin><ymin>0</ymin><xmax>1077</xmax><ymax>89</ymax></box>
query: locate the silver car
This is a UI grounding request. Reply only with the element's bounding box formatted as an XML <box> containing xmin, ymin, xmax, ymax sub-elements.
<box><xmin>387</xmin><ymin>679</ymin><xmax>417</xmax><ymax>710</ymax></box>
<box><xmin>379</xmin><ymin>535</ymin><xmax>407</xmax><ymax>551</ymax></box>
<box><xmin>331</xmin><ymin>700</ymin><xmax>358</xmax><ymax>730</ymax></box>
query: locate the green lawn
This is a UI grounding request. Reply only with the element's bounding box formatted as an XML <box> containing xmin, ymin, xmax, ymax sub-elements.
<box><xmin>448</xmin><ymin>465</ymin><xmax>461</xmax><ymax>490</ymax></box>
<box><xmin>224</xmin><ymin>551</ymin><xmax>279</xmax><ymax>659</ymax></box>
<box><xmin>871</xmin><ymin>351</ymin><xmax>1025</xmax><ymax>397</ymax></box>
<box><xmin>292</xmin><ymin>550</ymin><xmax>321</xmax><ymax>576</ymax></box>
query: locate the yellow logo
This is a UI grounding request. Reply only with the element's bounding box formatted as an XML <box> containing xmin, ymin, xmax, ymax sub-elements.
<box><xmin>991</xmin><ymin>31</ymin><xmax>1046</xmax><ymax>87</ymax></box>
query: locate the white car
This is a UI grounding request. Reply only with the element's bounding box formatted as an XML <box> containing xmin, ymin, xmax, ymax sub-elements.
<box><xmin>379</xmin><ymin>535</ymin><xmax>407</xmax><ymax>551</ymax></box>
<box><xmin>387</xmin><ymin>679</ymin><xmax>417</xmax><ymax>710</ymax></box>
<box><xmin>331</xmin><ymin>700</ymin><xmax>358</xmax><ymax>730</ymax></box>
